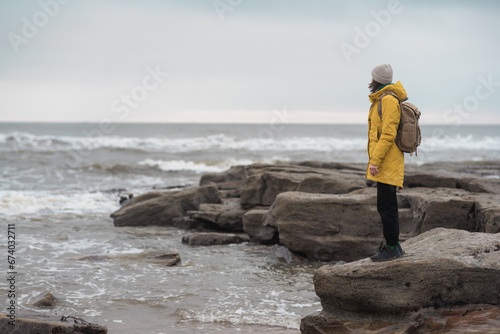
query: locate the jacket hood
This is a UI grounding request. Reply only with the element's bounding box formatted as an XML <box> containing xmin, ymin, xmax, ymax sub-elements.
<box><xmin>369</xmin><ymin>81</ymin><xmax>407</xmax><ymax>103</ymax></box>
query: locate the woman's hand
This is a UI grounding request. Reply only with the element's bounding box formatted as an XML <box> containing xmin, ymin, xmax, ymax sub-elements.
<box><xmin>369</xmin><ymin>164</ymin><xmax>379</xmax><ymax>176</ymax></box>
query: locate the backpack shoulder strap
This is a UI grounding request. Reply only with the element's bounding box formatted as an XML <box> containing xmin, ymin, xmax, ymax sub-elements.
<box><xmin>377</xmin><ymin>90</ymin><xmax>401</xmax><ymax>121</ymax></box>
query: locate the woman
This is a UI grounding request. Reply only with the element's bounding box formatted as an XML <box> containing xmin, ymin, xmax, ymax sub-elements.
<box><xmin>366</xmin><ymin>64</ymin><xmax>407</xmax><ymax>262</ymax></box>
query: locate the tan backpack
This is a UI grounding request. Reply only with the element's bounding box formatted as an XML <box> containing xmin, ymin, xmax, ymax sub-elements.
<box><xmin>377</xmin><ymin>91</ymin><xmax>421</xmax><ymax>156</ymax></box>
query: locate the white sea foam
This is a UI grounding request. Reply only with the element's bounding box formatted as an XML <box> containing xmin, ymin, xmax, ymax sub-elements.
<box><xmin>0</xmin><ymin>131</ymin><xmax>365</xmax><ymax>152</ymax></box>
<box><xmin>2</xmin><ymin>131</ymin><xmax>500</xmax><ymax>157</ymax></box>
<box><xmin>137</xmin><ymin>158</ymin><xmax>283</xmax><ymax>173</ymax></box>
<box><xmin>178</xmin><ymin>308</ymin><xmax>301</xmax><ymax>329</ymax></box>
<box><xmin>0</xmin><ymin>190</ymin><xmax>119</xmax><ymax>217</ymax></box>
<box><xmin>420</xmin><ymin>134</ymin><xmax>500</xmax><ymax>151</ymax></box>
<box><xmin>176</xmin><ymin>283</ymin><xmax>321</xmax><ymax>330</ymax></box>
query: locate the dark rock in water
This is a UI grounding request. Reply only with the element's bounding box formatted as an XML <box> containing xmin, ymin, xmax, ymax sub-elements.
<box><xmin>101</xmin><ymin>188</ymin><xmax>127</xmax><ymax>194</ymax></box>
<box><xmin>182</xmin><ymin>232</ymin><xmax>249</xmax><ymax>246</ymax></box>
<box><xmin>200</xmin><ymin>165</ymin><xmax>248</xmax><ymax>198</ymax></box>
<box><xmin>152</xmin><ymin>184</ymin><xmax>188</xmax><ymax>190</ymax></box>
<box><xmin>74</xmin><ymin>251</ymin><xmax>181</xmax><ymax>266</ymax></box>
<box><xmin>75</xmin><ymin>255</ymin><xmax>114</xmax><ymax>262</ymax></box>
<box><xmin>187</xmin><ymin>198</ymin><xmax>246</xmax><ymax>232</ymax></box>
<box><xmin>121</xmin><ymin>250</ymin><xmax>181</xmax><ymax>266</ymax></box>
<box><xmin>242</xmin><ymin>209</ymin><xmax>278</xmax><ymax>244</ymax></box>
<box><xmin>111</xmin><ymin>183</ymin><xmax>221</xmax><ymax>227</ymax></box>
<box><xmin>151</xmin><ymin>250</ymin><xmax>181</xmax><ymax>266</ymax></box>
<box><xmin>216</xmin><ymin>208</ymin><xmax>247</xmax><ymax>231</ymax></box>
<box><xmin>200</xmin><ymin>165</ymin><xmax>247</xmax><ymax>188</ymax></box>
<box><xmin>119</xmin><ymin>193</ymin><xmax>133</xmax><ymax>206</ymax></box>
<box><xmin>31</xmin><ymin>291</ymin><xmax>56</xmax><ymax>308</ymax></box>
<box><xmin>171</xmin><ymin>216</ymin><xmax>213</xmax><ymax>230</ymax></box>
<box><xmin>313</xmin><ymin>228</ymin><xmax>500</xmax><ymax>316</ymax></box>
<box><xmin>0</xmin><ymin>311</ymin><xmax>107</xmax><ymax>333</ymax></box>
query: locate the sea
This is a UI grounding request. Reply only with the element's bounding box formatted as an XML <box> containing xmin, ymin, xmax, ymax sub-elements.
<box><xmin>1</xmin><ymin>122</ymin><xmax>500</xmax><ymax>333</ymax></box>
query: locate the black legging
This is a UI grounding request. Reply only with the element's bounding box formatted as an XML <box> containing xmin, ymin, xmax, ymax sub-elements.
<box><xmin>377</xmin><ymin>182</ymin><xmax>399</xmax><ymax>246</ymax></box>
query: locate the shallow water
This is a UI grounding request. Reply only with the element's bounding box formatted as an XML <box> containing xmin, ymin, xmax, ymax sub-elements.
<box><xmin>2</xmin><ymin>206</ymin><xmax>323</xmax><ymax>332</ymax></box>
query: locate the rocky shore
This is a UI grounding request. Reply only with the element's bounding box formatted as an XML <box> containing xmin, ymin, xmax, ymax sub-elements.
<box><xmin>302</xmin><ymin>228</ymin><xmax>500</xmax><ymax>333</ymax></box>
<box><xmin>0</xmin><ymin>312</ymin><xmax>107</xmax><ymax>333</ymax></box>
<box><xmin>111</xmin><ymin>161</ymin><xmax>500</xmax><ymax>257</ymax></box>
<box><xmin>109</xmin><ymin>160</ymin><xmax>500</xmax><ymax>332</ymax></box>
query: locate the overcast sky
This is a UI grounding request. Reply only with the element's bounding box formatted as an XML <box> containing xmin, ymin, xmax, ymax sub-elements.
<box><xmin>1</xmin><ymin>0</ymin><xmax>499</xmax><ymax>124</ymax></box>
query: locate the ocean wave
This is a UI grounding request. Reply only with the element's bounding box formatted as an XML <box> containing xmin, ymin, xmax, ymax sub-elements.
<box><xmin>137</xmin><ymin>158</ymin><xmax>284</xmax><ymax>173</ymax></box>
<box><xmin>2</xmin><ymin>131</ymin><xmax>500</xmax><ymax>159</ymax></box>
<box><xmin>420</xmin><ymin>134</ymin><xmax>500</xmax><ymax>151</ymax></box>
<box><xmin>0</xmin><ymin>131</ymin><xmax>367</xmax><ymax>153</ymax></box>
<box><xmin>85</xmin><ymin>163</ymin><xmax>141</xmax><ymax>173</ymax></box>
<box><xmin>81</xmin><ymin>158</ymin><xmax>288</xmax><ymax>175</ymax></box>
<box><xmin>0</xmin><ymin>190</ymin><xmax>119</xmax><ymax>217</ymax></box>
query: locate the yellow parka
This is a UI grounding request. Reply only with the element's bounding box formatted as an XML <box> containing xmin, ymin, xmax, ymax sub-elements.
<box><xmin>366</xmin><ymin>81</ymin><xmax>407</xmax><ymax>188</ymax></box>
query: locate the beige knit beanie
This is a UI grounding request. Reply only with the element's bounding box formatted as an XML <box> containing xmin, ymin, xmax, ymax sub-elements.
<box><xmin>371</xmin><ymin>64</ymin><xmax>393</xmax><ymax>84</ymax></box>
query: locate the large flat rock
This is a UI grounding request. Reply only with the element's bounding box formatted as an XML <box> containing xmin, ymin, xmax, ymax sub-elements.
<box><xmin>200</xmin><ymin>165</ymin><xmax>249</xmax><ymax>198</ymax></box>
<box><xmin>301</xmin><ymin>305</ymin><xmax>500</xmax><ymax>334</ymax></box>
<box><xmin>243</xmin><ymin>209</ymin><xmax>278</xmax><ymax>244</ymax></box>
<box><xmin>236</xmin><ymin>162</ymin><xmax>500</xmax><ymax>212</ymax></box>
<box><xmin>404</xmin><ymin>161</ymin><xmax>500</xmax><ymax>194</ymax></box>
<box><xmin>111</xmin><ymin>183</ymin><xmax>221</xmax><ymax>227</ymax></box>
<box><xmin>404</xmin><ymin>171</ymin><xmax>500</xmax><ymax>194</ymax></box>
<box><xmin>182</xmin><ymin>232</ymin><xmax>249</xmax><ymax>246</ymax></box>
<box><xmin>263</xmin><ymin>187</ymin><xmax>500</xmax><ymax>261</ymax></box>
<box><xmin>314</xmin><ymin>228</ymin><xmax>500</xmax><ymax>316</ymax></box>
<box><xmin>399</xmin><ymin>187</ymin><xmax>500</xmax><ymax>236</ymax></box>
<box><xmin>187</xmin><ymin>197</ymin><xmax>247</xmax><ymax>232</ymax></box>
<box><xmin>398</xmin><ymin>187</ymin><xmax>477</xmax><ymax>236</ymax></box>
<box><xmin>264</xmin><ymin>190</ymin><xmax>383</xmax><ymax>262</ymax></box>
<box><xmin>240</xmin><ymin>164</ymin><xmax>369</xmax><ymax>209</ymax></box>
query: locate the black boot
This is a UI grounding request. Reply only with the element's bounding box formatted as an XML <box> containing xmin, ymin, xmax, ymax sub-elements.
<box><xmin>370</xmin><ymin>245</ymin><xmax>402</xmax><ymax>262</ymax></box>
<box><xmin>397</xmin><ymin>243</ymin><xmax>405</xmax><ymax>256</ymax></box>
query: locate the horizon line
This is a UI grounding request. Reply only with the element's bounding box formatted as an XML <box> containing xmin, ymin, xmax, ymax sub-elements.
<box><xmin>1</xmin><ymin>120</ymin><xmax>500</xmax><ymax>126</ymax></box>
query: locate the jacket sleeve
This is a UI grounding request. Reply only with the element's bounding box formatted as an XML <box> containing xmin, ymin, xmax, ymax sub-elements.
<box><xmin>369</xmin><ymin>96</ymin><xmax>400</xmax><ymax>166</ymax></box>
